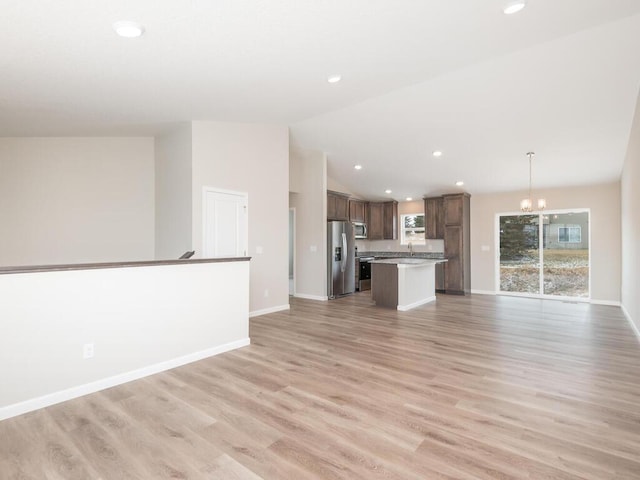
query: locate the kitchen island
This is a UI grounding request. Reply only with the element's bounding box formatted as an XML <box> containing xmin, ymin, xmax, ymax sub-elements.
<box><xmin>371</xmin><ymin>258</ymin><xmax>446</xmax><ymax>311</ymax></box>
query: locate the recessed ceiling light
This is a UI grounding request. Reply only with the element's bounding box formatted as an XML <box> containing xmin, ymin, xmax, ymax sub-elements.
<box><xmin>503</xmin><ymin>0</ymin><xmax>526</xmax><ymax>15</ymax></box>
<box><xmin>354</xmin><ymin>164</ymin><xmax>362</xmax><ymax>170</ymax></box>
<box><xmin>113</xmin><ymin>21</ymin><xmax>145</xmax><ymax>38</ymax></box>
<box><xmin>455</xmin><ymin>181</ymin><xmax>464</xmax><ymax>187</ymax></box>
<box><xmin>385</xmin><ymin>189</ymin><xmax>392</xmax><ymax>194</ymax></box>
<box><xmin>432</xmin><ymin>151</ymin><xmax>443</xmax><ymax>157</ymax></box>
<box><xmin>406</xmin><ymin>197</ymin><xmax>413</xmax><ymax>201</ymax></box>
<box><xmin>327</xmin><ymin>74</ymin><xmax>342</xmax><ymax>84</ymax></box>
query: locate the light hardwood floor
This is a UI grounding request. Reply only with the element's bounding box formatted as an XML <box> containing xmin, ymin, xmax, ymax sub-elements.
<box><xmin>2</xmin><ymin>293</ymin><xmax>640</xmax><ymax>479</ymax></box>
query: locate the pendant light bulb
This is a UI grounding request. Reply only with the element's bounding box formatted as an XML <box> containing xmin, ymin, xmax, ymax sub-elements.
<box><xmin>520</xmin><ymin>152</ymin><xmax>545</xmax><ymax>213</ymax></box>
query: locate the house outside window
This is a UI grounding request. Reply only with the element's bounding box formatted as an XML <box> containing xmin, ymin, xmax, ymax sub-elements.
<box><xmin>558</xmin><ymin>226</ymin><xmax>581</xmax><ymax>243</ymax></box>
<box><xmin>401</xmin><ymin>214</ymin><xmax>425</xmax><ymax>245</ymax></box>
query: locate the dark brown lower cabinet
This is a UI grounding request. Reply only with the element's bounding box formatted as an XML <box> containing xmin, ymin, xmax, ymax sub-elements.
<box><xmin>443</xmin><ymin>193</ymin><xmax>471</xmax><ymax>295</ymax></box>
<box><xmin>444</xmin><ymin>225</ymin><xmax>465</xmax><ymax>294</ymax></box>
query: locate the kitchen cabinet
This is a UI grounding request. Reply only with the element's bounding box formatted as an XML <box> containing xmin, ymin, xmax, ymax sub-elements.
<box><xmin>444</xmin><ymin>194</ymin><xmax>465</xmax><ymax>225</ymax></box>
<box><xmin>443</xmin><ymin>193</ymin><xmax>470</xmax><ymax>295</ymax></box>
<box><xmin>327</xmin><ymin>190</ymin><xmax>349</xmax><ymax>221</ymax></box>
<box><xmin>348</xmin><ymin>199</ymin><xmax>368</xmax><ymax>223</ymax></box>
<box><xmin>368</xmin><ymin>201</ymin><xmax>397</xmax><ymax>240</ymax></box>
<box><xmin>424</xmin><ymin>196</ymin><xmax>444</xmax><ymax>239</ymax></box>
<box><xmin>368</xmin><ymin>203</ymin><xmax>384</xmax><ymax>239</ymax></box>
<box><xmin>383</xmin><ymin>201</ymin><xmax>398</xmax><ymax>240</ymax></box>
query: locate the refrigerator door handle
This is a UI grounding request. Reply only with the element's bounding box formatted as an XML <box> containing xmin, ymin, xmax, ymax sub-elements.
<box><xmin>341</xmin><ymin>233</ymin><xmax>347</xmax><ymax>273</ymax></box>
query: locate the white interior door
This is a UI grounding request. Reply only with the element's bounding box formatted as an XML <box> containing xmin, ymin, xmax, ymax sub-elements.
<box><xmin>203</xmin><ymin>188</ymin><xmax>248</xmax><ymax>258</ymax></box>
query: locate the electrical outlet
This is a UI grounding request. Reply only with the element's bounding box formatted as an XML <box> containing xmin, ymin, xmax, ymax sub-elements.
<box><xmin>264</xmin><ymin>289</ymin><xmax>269</xmax><ymax>297</ymax></box>
<box><xmin>83</xmin><ymin>343</ymin><xmax>94</xmax><ymax>359</ymax></box>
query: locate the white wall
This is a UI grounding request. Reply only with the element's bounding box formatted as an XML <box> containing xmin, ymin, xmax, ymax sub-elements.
<box><xmin>0</xmin><ymin>137</ymin><xmax>155</xmax><ymax>266</ymax></box>
<box><xmin>327</xmin><ymin>177</ymin><xmax>360</xmax><ymax>197</ymax></box>
<box><xmin>358</xmin><ymin>200</ymin><xmax>444</xmax><ymax>254</ymax></box>
<box><xmin>0</xmin><ymin>260</ymin><xmax>250</xmax><ymax>419</ymax></box>
<box><xmin>191</xmin><ymin>121</ymin><xmax>290</xmax><ymax>315</ymax></box>
<box><xmin>290</xmin><ymin>147</ymin><xmax>327</xmax><ymax>300</ymax></box>
<box><xmin>471</xmin><ymin>182</ymin><xmax>621</xmax><ymax>303</ymax></box>
<box><xmin>621</xmin><ymin>92</ymin><xmax>640</xmax><ymax>333</ymax></box>
<box><xmin>155</xmin><ymin>124</ymin><xmax>193</xmax><ymax>260</ymax></box>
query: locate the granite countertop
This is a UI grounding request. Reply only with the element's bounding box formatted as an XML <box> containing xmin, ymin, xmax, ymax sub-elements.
<box><xmin>358</xmin><ymin>251</ymin><xmax>445</xmax><ymax>260</ymax></box>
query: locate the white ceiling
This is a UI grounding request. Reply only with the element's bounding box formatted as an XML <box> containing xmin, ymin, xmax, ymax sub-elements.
<box><xmin>2</xmin><ymin>0</ymin><xmax>640</xmax><ymax>199</ymax></box>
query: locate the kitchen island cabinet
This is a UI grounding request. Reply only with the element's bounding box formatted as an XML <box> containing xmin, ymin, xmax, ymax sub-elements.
<box><xmin>371</xmin><ymin>258</ymin><xmax>446</xmax><ymax>310</ymax></box>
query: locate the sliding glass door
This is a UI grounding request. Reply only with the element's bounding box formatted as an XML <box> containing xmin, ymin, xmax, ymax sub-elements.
<box><xmin>542</xmin><ymin>212</ymin><xmax>589</xmax><ymax>297</ymax></box>
<box><xmin>498</xmin><ymin>210</ymin><xmax>589</xmax><ymax>299</ymax></box>
<box><xmin>499</xmin><ymin>215</ymin><xmax>540</xmax><ymax>294</ymax></box>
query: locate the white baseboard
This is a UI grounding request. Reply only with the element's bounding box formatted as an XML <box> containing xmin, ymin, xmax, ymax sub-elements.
<box><xmin>249</xmin><ymin>304</ymin><xmax>290</xmax><ymax>318</ymax></box>
<box><xmin>293</xmin><ymin>293</ymin><xmax>328</xmax><ymax>301</ymax></box>
<box><xmin>590</xmin><ymin>299</ymin><xmax>621</xmax><ymax>307</ymax></box>
<box><xmin>471</xmin><ymin>289</ymin><xmax>496</xmax><ymax>295</ymax></box>
<box><xmin>398</xmin><ymin>296</ymin><xmax>436</xmax><ymax>311</ymax></box>
<box><xmin>0</xmin><ymin>338</ymin><xmax>250</xmax><ymax>422</ymax></box>
<box><xmin>621</xmin><ymin>304</ymin><xmax>640</xmax><ymax>341</ymax></box>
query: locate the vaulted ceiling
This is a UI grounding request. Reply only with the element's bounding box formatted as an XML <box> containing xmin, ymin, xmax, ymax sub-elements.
<box><xmin>2</xmin><ymin>0</ymin><xmax>640</xmax><ymax>198</ymax></box>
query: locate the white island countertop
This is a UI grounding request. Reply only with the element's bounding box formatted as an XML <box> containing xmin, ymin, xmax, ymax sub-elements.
<box><xmin>370</xmin><ymin>257</ymin><xmax>447</xmax><ymax>267</ymax></box>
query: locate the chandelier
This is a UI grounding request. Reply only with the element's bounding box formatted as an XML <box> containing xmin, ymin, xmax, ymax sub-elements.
<box><xmin>520</xmin><ymin>152</ymin><xmax>546</xmax><ymax>212</ymax></box>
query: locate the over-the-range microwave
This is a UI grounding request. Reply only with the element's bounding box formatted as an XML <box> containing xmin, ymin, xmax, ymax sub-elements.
<box><xmin>353</xmin><ymin>222</ymin><xmax>367</xmax><ymax>239</ymax></box>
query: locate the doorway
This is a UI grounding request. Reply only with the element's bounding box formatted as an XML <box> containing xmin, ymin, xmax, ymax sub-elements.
<box><xmin>497</xmin><ymin>210</ymin><xmax>590</xmax><ymax>299</ymax></box>
<box><xmin>203</xmin><ymin>188</ymin><xmax>248</xmax><ymax>258</ymax></box>
<box><xmin>289</xmin><ymin>208</ymin><xmax>295</xmax><ymax>295</ymax></box>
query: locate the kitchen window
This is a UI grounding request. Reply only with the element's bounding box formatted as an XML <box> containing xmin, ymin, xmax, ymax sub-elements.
<box><xmin>401</xmin><ymin>214</ymin><xmax>425</xmax><ymax>245</ymax></box>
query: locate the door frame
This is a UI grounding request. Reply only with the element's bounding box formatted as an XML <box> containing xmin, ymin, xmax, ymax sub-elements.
<box><xmin>289</xmin><ymin>207</ymin><xmax>296</xmax><ymax>296</ymax></box>
<box><xmin>494</xmin><ymin>208</ymin><xmax>591</xmax><ymax>301</ymax></box>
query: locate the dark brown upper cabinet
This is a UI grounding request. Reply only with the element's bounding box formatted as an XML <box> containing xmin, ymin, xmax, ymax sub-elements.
<box><xmin>327</xmin><ymin>190</ymin><xmax>350</xmax><ymax>221</ymax></box>
<box><xmin>368</xmin><ymin>201</ymin><xmax>397</xmax><ymax>240</ymax></box>
<box><xmin>348</xmin><ymin>199</ymin><xmax>368</xmax><ymax>223</ymax></box>
<box><xmin>424</xmin><ymin>196</ymin><xmax>444</xmax><ymax>239</ymax></box>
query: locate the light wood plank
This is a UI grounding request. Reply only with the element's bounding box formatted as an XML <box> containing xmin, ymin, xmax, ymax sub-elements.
<box><xmin>1</xmin><ymin>293</ymin><xmax>639</xmax><ymax>479</ymax></box>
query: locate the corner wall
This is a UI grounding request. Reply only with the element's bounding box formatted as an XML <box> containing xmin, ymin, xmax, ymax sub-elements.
<box><xmin>0</xmin><ymin>137</ymin><xmax>155</xmax><ymax>266</ymax></box>
<box><xmin>191</xmin><ymin>121</ymin><xmax>290</xmax><ymax>315</ymax></box>
<box><xmin>621</xmin><ymin>92</ymin><xmax>640</xmax><ymax>334</ymax></box>
<box><xmin>155</xmin><ymin>124</ymin><xmax>193</xmax><ymax>260</ymax></box>
<box><xmin>290</xmin><ymin>147</ymin><xmax>327</xmax><ymax>300</ymax></box>
<box><xmin>471</xmin><ymin>182</ymin><xmax>621</xmax><ymax>303</ymax></box>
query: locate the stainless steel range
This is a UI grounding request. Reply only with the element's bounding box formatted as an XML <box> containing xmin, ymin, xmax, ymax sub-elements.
<box><xmin>355</xmin><ymin>256</ymin><xmax>374</xmax><ymax>291</ymax></box>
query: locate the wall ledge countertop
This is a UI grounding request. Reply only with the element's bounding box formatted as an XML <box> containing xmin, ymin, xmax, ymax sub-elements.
<box><xmin>0</xmin><ymin>257</ymin><xmax>251</xmax><ymax>275</ymax></box>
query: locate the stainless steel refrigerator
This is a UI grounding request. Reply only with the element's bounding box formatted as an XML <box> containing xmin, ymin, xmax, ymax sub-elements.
<box><xmin>327</xmin><ymin>221</ymin><xmax>355</xmax><ymax>298</ymax></box>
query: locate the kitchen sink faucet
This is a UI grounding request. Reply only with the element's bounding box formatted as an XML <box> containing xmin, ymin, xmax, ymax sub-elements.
<box><xmin>408</xmin><ymin>242</ymin><xmax>414</xmax><ymax>256</ymax></box>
